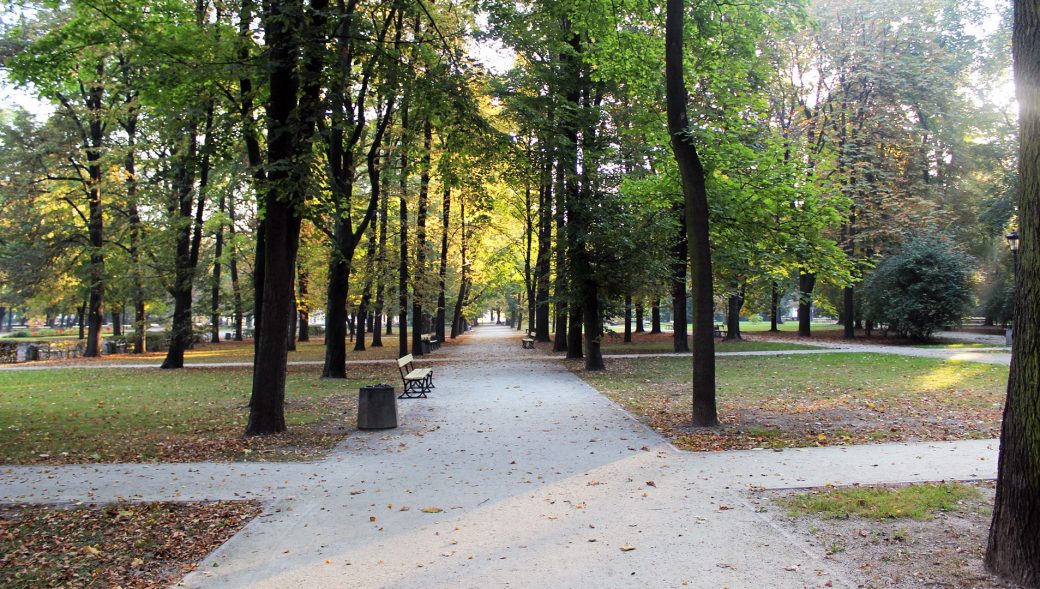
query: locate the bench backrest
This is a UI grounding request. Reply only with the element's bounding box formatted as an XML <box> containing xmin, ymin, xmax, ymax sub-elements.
<box><xmin>398</xmin><ymin>354</ymin><xmax>413</xmax><ymax>368</ymax></box>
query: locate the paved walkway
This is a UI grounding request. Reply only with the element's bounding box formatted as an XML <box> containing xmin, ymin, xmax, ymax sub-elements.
<box><xmin>0</xmin><ymin>326</ymin><xmax>1002</xmax><ymax>588</ymax></box>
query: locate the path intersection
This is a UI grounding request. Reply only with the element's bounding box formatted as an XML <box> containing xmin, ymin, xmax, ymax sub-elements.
<box><xmin>0</xmin><ymin>326</ymin><xmax>1001</xmax><ymax>588</ymax></box>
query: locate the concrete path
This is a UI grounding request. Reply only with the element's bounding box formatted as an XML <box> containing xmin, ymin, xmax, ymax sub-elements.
<box><xmin>747</xmin><ymin>336</ymin><xmax>1011</xmax><ymax>366</ymax></box>
<box><xmin>0</xmin><ymin>326</ymin><xmax>1002</xmax><ymax>588</ymax></box>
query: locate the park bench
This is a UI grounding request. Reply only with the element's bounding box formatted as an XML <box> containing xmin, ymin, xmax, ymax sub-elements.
<box><xmin>397</xmin><ymin>354</ymin><xmax>434</xmax><ymax>399</ymax></box>
<box><xmin>421</xmin><ymin>333</ymin><xmax>440</xmax><ymax>354</ymax></box>
<box><xmin>713</xmin><ymin>323</ymin><xmax>728</xmax><ymax>338</ymax></box>
<box><xmin>521</xmin><ymin>331</ymin><xmax>536</xmax><ymax>349</ymax></box>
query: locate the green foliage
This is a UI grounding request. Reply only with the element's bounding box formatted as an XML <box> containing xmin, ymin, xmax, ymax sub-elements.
<box><xmin>861</xmin><ymin>236</ymin><xmax>976</xmax><ymax>340</ymax></box>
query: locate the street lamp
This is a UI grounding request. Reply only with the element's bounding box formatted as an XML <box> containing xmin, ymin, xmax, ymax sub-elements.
<box><xmin>1006</xmin><ymin>231</ymin><xmax>1020</xmax><ymax>271</ymax></box>
<box><xmin>1005</xmin><ymin>230</ymin><xmax>1020</xmax><ymax>345</ymax></box>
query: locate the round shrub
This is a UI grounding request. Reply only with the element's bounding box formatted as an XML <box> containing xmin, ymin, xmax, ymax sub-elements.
<box><xmin>861</xmin><ymin>237</ymin><xmax>976</xmax><ymax>341</ymax></box>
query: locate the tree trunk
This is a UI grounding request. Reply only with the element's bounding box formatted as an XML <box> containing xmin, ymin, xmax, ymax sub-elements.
<box><xmin>651</xmin><ymin>297</ymin><xmax>662</xmax><ymax>334</ymax></box>
<box><xmin>398</xmin><ymin>106</ymin><xmax>410</xmax><ymax>357</ymax></box>
<box><xmin>411</xmin><ymin>120</ymin><xmax>431</xmax><ymax>356</ymax></box>
<box><xmin>229</xmin><ymin>193</ymin><xmax>244</xmax><ymax>342</ymax></box>
<box><xmin>624</xmin><ymin>294</ymin><xmax>633</xmax><ymax>342</ymax></box>
<box><xmin>162</xmin><ymin>105</ymin><xmax>213</xmax><ymax>369</ymax></box>
<box><xmin>671</xmin><ymin>203</ymin><xmax>690</xmax><ymax>353</ymax></box>
<box><xmin>84</xmin><ymin>69</ymin><xmax>105</xmax><ymax>358</ymax></box>
<box><xmin>298</xmin><ymin>265</ymin><xmax>309</xmax><ymax>342</ymax></box>
<box><xmin>112</xmin><ymin>310</ymin><xmax>122</xmax><ymax>337</ymax></box>
<box><xmin>247</xmin><ymin>0</ymin><xmax>324</xmax><ymax>435</ymax></box>
<box><xmin>726</xmin><ymin>293</ymin><xmax>742</xmax><ymax>340</ymax></box>
<box><xmin>436</xmin><ymin>183</ymin><xmax>450</xmax><ymax>342</ymax></box>
<box><xmin>535</xmin><ymin>170</ymin><xmax>552</xmax><ymax>342</ymax></box>
<box><xmin>355</xmin><ymin>221</ymin><xmax>378</xmax><ymax>352</ymax></box>
<box><xmin>986</xmin><ymin>2</ymin><xmax>1040</xmax><ymax>584</ymax></box>
<box><xmin>798</xmin><ymin>272</ymin><xmax>816</xmax><ymax>337</ymax></box>
<box><xmin>770</xmin><ymin>282</ymin><xmax>780</xmax><ymax>332</ymax></box>
<box><xmin>583</xmin><ymin>281</ymin><xmax>604</xmax><ymax>370</ymax></box>
<box><xmin>635</xmin><ymin>300</ymin><xmax>644</xmax><ymax>333</ymax></box>
<box><xmin>843</xmin><ymin>285</ymin><xmax>855</xmax><ymax>339</ymax></box>
<box><xmin>667</xmin><ymin>0</ymin><xmax>716</xmax><ymax>426</ymax></box>
<box><xmin>210</xmin><ymin>190</ymin><xmax>226</xmax><ymax>343</ymax></box>
<box><xmin>450</xmin><ymin>197</ymin><xmax>467</xmax><ymax>339</ymax></box>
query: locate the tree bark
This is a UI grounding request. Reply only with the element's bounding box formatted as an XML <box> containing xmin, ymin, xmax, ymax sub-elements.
<box><xmin>770</xmin><ymin>282</ymin><xmax>780</xmax><ymax>332</ymax></box>
<box><xmin>798</xmin><ymin>271</ymin><xmax>816</xmax><ymax>337</ymax></box>
<box><xmin>651</xmin><ymin>297</ymin><xmax>662</xmax><ymax>334</ymax></box>
<box><xmin>411</xmin><ymin>120</ymin><xmax>432</xmax><ymax>356</ymax></box>
<box><xmin>666</xmin><ymin>0</ymin><xmax>717</xmax><ymax>426</ymax></box>
<box><xmin>210</xmin><ymin>189</ymin><xmax>226</xmax><ymax>343</ymax></box>
<box><xmin>635</xmin><ymin>300</ymin><xmax>644</xmax><ymax>333</ymax></box>
<box><xmin>725</xmin><ymin>292</ymin><xmax>742</xmax><ymax>340</ymax></box>
<box><xmin>986</xmin><ymin>1</ymin><xmax>1040</xmax><ymax>584</ymax></box>
<box><xmin>84</xmin><ymin>68</ymin><xmax>105</xmax><ymax>358</ymax></box>
<box><xmin>398</xmin><ymin>105</ymin><xmax>410</xmax><ymax>357</ymax></box>
<box><xmin>247</xmin><ymin>0</ymin><xmax>323</xmax><ymax>435</ymax></box>
<box><xmin>624</xmin><ymin>294</ymin><xmax>633</xmax><ymax>342</ymax></box>
<box><xmin>436</xmin><ymin>183</ymin><xmax>450</xmax><ymax>342</ymax></box>
<box><xmin>535</xmin><ymin>167</ymin><xmax>552</xmax><ymax>342</ymax></box>
<box><xmin>671</xmin><ymin>202</ymin><xmax>690</xmax><ymax>353</ymax></box>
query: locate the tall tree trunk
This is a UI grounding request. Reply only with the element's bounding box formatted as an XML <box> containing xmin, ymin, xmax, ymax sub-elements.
<box><xmin>211</xmin><ymin>190</ymin><xmax>226</xmax><ymax>343</ymax></box>
<box><xmin>535</xmin><ymin>169</ymin><xmax>552</xmax><ymax>342</ymax></box>
<box><xmin>435</xmin><ymin>182</ymin><xmax>450</xmax><ymax>342</ymax></box>
<box><xmin>667</xmin><ymin>0</ymin><xmax>716</xmax><ymax>426</ymax></box>
<box><xmin>373</xmin><ymin>158</ymin><xmax>390</xmax><ymax>347</ymax></box>
<box><xmin>798</xmin><ymin>272</ymin><xmax>816</xmax><ymax>337</ymax></box>
<box><xmin>355</xmin><ymin>221</ymin><xmax>378</xmax><ymax>352</ymax></box>
<box><xmin>671</xmin><ymin>203</ymin><xmax>690</xmax><ymax>353</ymax></box>
<box><xmin>582</xmin><ymin>282</ymin><xmax>604</xmax><ymax>370</ymax></box>
<box><xmin>624</xmin><ymin>294</ymin><xmax>633</xmax><ymax>342</ymax></box>
<box><xmin>726</xmin><ymin>292</ymin><xmax>743</xmax><ymax>341</ymax></box>
<box><xmin>247</xmin><ymin>0</ymin><xmax>324</xmax><ymax>435</ymax></box>
<box><xmin>112</xmin><ymin>310</ymin><xmax>122</xmax><ymax>336</ymax></box>
<box><xmin>84</xmin><ymin>68</ymin><xmax>105</xmax><ymax>358</ymax></box>
<box><xmin>162</xmin><ymin>104</ymin><xmax>214</xmax><ymax>369</ymax></box>
<box><xmin>450</xmin><ymin>198</ymin><xmax>467</xmax><ymax>339</ymax></box>
<box><xmin>770</xmin><ymin>282</ymin><xmax>780</xmax><ymax>332</ymax></box>
<box><xmin>411</xmin><ymin>120</ymin><xmax>431</xmax><ymax>356</ymax></box>
<box><xmin>228</xmin><ymin>192</ymin><xmax>244</xmax><ymax>342</ymax></box>
<box><xmin>651</xmin><ymin>298</ymin><xmax>662</xmax><ymax>334</ymax></box>
<box><xmin>298</xmin><ymin>265</ymin><xmax>309</xmax><ymax>342</ymax></box>
<box><xmin>323</xmin><ymin>235</ymin><xmax>350</xmax><ymax>376</ymax></box>
<box><xmin>398</xmin><ymin>106</ymin><xmax>410</xmax><ymax>357</ymax></box>
<box><xmin>288</xmin><ymin>277</ymin><xmax>298</xmax><ymax>351</ymax></box>
<box><xmin>986</xmin><ymin>2</ymin><xmax>1040</xmax><ymax>584</ymax></box>
<box><xmin>635</xmin><ymin>300</ymin><xmax>644</xmax><ymax>333</ymax></box>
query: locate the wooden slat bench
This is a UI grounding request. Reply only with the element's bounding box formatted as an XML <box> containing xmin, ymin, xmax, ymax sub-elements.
<box><xmin>421</xmin><ymin>333</ymin><xmax>440</xmax><ymax>353</ymax></box>
<box><xmin>713</xmin><ymin>324</ymin><xmax>728</xmax><ymax>338</ymax></box>
<box><xmin>521</xmin><ymin>331</ymin><xmax>536</xmax><ymax>349</ymax></box>
<box><xmin>397</xmin><ymin>354</ymin><xmax>434</xmax><ymax>399</ymax></box>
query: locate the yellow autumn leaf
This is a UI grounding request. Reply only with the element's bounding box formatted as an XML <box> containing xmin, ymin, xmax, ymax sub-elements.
<box><xmin>420</xmin><ymin>507</ymin><xmax>444</xmax><ymax>513</ymax></box>
<box><xmin>620</xmin><ymin>544</ymin><xmax>636</xmax><ymax>552</ymax></box>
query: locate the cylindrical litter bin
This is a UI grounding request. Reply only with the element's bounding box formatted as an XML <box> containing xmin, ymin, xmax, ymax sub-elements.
<box><xmin>357</xmin><ymin>384</ymin><xmax>398</xmax><ymax>430</ymax></box>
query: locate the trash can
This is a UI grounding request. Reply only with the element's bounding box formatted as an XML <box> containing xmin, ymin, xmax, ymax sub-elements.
<box><xmin>25</xmin><ymin>344</ymin><xmax>39</xmax><ymax>362</ymax></box>
<box><xmin>357</xmin><ymin>384</ymin><xmax>398</xmax><ymax>430</ymax></box>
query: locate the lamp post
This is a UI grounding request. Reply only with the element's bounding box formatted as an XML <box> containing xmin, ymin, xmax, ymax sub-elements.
<box><xmin>1005</xmin><ymin>230</ymin><xmax>1020</xmax><ymax>345</ymax></box>
<box><xmin>1006</xmin><ymin>230</ymin><xmax>1020</xmax><ymax>271</ymax></box>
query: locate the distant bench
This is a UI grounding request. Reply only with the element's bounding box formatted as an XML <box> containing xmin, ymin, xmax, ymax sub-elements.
<box><xmin>397</xmin><ymin>354</ymin><xmax>434</xmax><ymax>399</ymax></box>
<box><xmin>421</xmin><ymin>333</ymin><xmax>440</xmax><ymax>354</ymax></box>
<box><xmin>521</xmin><ymin>331</ymin><xmax>536</xmax><ymax>349</ymax></box>
<box><xmin>714</xmin><ymin>324</ymin><xmax>728</xmax><ymax>338</ymax></box>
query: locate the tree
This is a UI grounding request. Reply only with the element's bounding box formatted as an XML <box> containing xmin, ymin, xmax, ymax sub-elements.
<box><xmin>986</xmin><ymin>0</ymin><xmax>1040</xmax><ymax>583</ymax></box>
<box><xmin>860</xmin><ymin>236</ymin><xmax>974</xmax><ymax>340</ymax></box>
<box><xmin>666</xmin><ymin>0</ymin><xmax>716</xmax><ymax>426</ymax></box>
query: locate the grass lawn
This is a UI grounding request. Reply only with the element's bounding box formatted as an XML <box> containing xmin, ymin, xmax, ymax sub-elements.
<box><xmin>770</xmin><ymin>482</ymin><xmax>1008</xmax><ymax>588</ymax></box>
<box><xmin>0</xmin><ymin>500</ymin><xmax>259</xmax><ymax>588</ymax></box>
<box><xmin>578</xmin><ymin>353</ymin><xmax>1008</xmax><ymax>451</ymax></box>
<box><xmin>586</xmin><ymin>332</ymin><xmax>822</xmax><ymax>354</ymax></box>
<box><xmin>0</xmin><ymin>363</ymin><xmax>397</xmax><ymax>464</ymax></box>
<box><xmin>20</xmin><ymin>338</ymin><xmax>405</xmax><ymax>366</ymax></box>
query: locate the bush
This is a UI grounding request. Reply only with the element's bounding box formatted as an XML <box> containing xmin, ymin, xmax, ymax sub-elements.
<box><xmin>861</xmin><ymin>237</ymin><xmax>975</xmax><ymax>341</ymax></box>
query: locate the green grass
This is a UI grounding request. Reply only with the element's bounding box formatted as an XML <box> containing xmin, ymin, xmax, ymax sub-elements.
<box><xmin>738</xmin><ymin>320</ymin><xmax>842</xmax><ymax>332</ymax></box>
<box><xmin>0</xmin><ymin>363</ymin><xmax>396</xmax><ymax>464</ymax></box>
<box><xmin>911</xmin><ymin>343</ymin><xmax>1008</xmax><ymax>349</ymax></box>
<box><xmin>779</xmin><ymin>483</ymin><xmax>981</xmax><ymax>520</ymax></box>
<box><xmin>597</xmin><ymin>339</ymin><xmax>822</xmax><ymax>354</ymax></box>
<box><xmin>578</xmin><ymin>352</ymin><xmax>1008</xmax><ymax>450</ymax></box>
